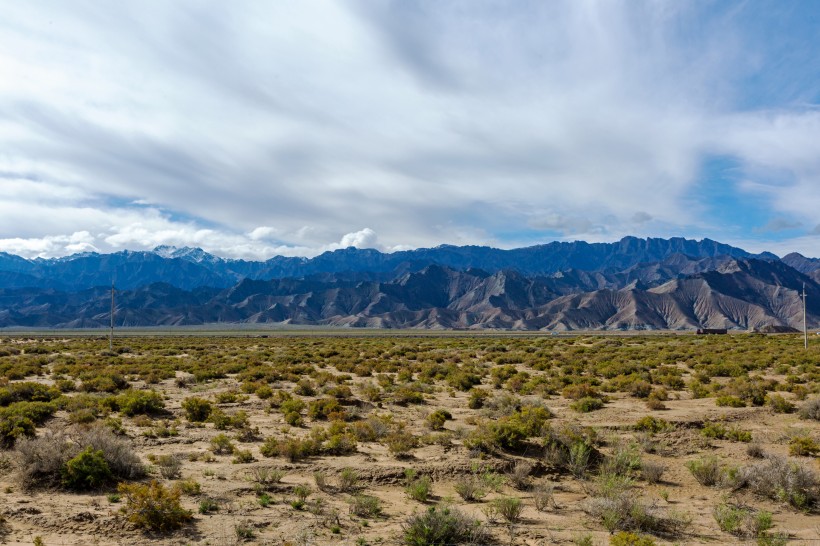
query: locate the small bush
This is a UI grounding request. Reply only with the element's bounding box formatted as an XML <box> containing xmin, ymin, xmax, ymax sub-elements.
<box><xmin>467</xmin><ymin>388</ymin><xmax>490</xmax><ymax>409</ymax></box>
<box><xmin>234</xmin><ymin>521</ymin><xmax>255</xmax><ymax>540</ymax></box>
<box><xmin>491</xmin><ymin>496</ymin><xmax>523</xmax><ymax>523</ymax></box>
<box><xmin>453</xmin><ymin>475</ymin><xmax>487</xmax><ymax>502</ymax></box>
<box><xmin>766</xmin><ymin>394</ymin><xmax>795</xmax><ymax>414</ymax></box>
<box><xmin>338</xmin><ymin>467</ymin><xmax>359</xmax><ymax>492</ymax></box>
<box><xmin>198</xmin><ymin>497</ymin><xmax>219</xmax><ymax>514</ymax></box>
<box><xmin>116</xmin><ymin>390</ymin><xmax>165</xmax><ymax>416</ymax></box>
<box><xmin>533</xmin><ymin>482</ymin><xmax>556</xmax><ymax>511</ymax></box>
<box><xmin>402</xmin><ymin>506</ymin><xmax>486</xmax><ymax>546</ymax></box>
<box><xmin>585</xmin><ymin>491</ymin><xmax>690</xmax><ymax>536</ymax></box>
<box><xmin>181</xmin><ymin>397</ymin><xmax>212</xmax><ymax>422</ymax></box>
<box><xmin>210</xmin><ymin>433</ymin><xmax>235</xmax><ymax>455</ymax></box>
<box><xmin>567</xmin><ymin>441</ymin><xmax>593</xmax><ymax>478</ymax></box>
<box><xmin>406</xmin><ymin>475</ymin><xmax>432</xmax><ymax>502</ymax></box>
<box><xmin>738</xmin><ymin>455</ymin><xmax>819</xmax><ymax>510</ymax></box>
<box><xmin>713</xmin><ymin>503</ymin><xmax>773</xmax><ymax>538</ymax></box>
<box><xmin>16</xmin><ymin>425</ymin><xmax>143</xmax><ymax>490</ymax></box>
<box><xmin>384</xmin><ymin>431</ymin><xmax>418</xmax><ymax>458</ymax></box>
<box><xmin>788</xmin><ymin>435</ymin><xmax>819</xmax><ymax>457</ymax></box>
<box><xmin>283</xmin><ymin>436</ymin><xmax>319</xmax><ymax>461</ymax></box>
<box><xmin>308</xmin><ymin>397</ymin><xmax>344</xmax><ymax>421</ymax></box>
<box><xmin>178</xmin><ymin>478</ymin><xmax>201</xmax><ymax>495</ymax></box>
<box><xmin>61</xmin><ymin>447</ymin><xmax>113</xmax><ymax>490</ymax></box>
<box><xmin>563</xmin><ymin>384</ymin><xmax>602</xmax><ymax>400</ymax></box>
<box><xmin>600</xmin><ymin>442</ymin><xmax>642</xmax><ymax>477</ymax></box>
<box><xmin>633</xmin><ymin>416</ymin><xmax>671</xmax><ymax>434</ymax></box>
<box><xmin>233</xmin><ymin>449</ymin><xmax>254</xmax><ymax>464</ymax></box>
<box><xmin>349</xmin><ymin>494</ymin><xmax>382</xmax><ymax>518</ymax></box>
<box><xmin>798</xmin><ymin>397</ymin><xmax>820</xmax><ymax>420</ymax></box>
<box><xmin>715</xmin><ymin>395</ymin><xmax>745</xmax><ymax>408</ymax></box>
<box><xmin>426</xmin><ymin>409</ymin><xmax>452</xmax><ymax>430</ymax></box>
<box><xmin>0</xmin><ymin>401</ymin><xmax>57</xmax><ymax>447</ymax></box>
<box><xmin>507</xmin><ymin>460</ymin><xmax>533</xmax><ymax>490</ymax></box>
<box><xmin>609</xmin><ymin>532</ymin><xmax>657</xmax><ymax>546</ymax></box>
<box><xmin>686</xmin><ymin>456</ymin><xmax>725</xmax><ymax>487</ymax></box>
<box><xmin>118</xmin><ymin>480</ymin><xmax>192</xmax><ymax>531</ymax></box>
<box><xmin>571</xmin><ymin>397</ymin><xmax>605</xmax><ymax>413</ymax></box>
<box><xmin>250</xmin><ymin>466</ymin><xmax>284</xmax><ymax>485</ymax></box>
<box><xmin>640</xmin><ymin>461</ymin><xmax>666</xmax><ymax>484</ymax></box>
<box><xmin>701</xmin><ymin>422</ymin><xmax>752</xmax><ymax>443</ymax></box>
<box><xmin>155</xmin><ymin>454</ymin><xmax>182</xmax><ymax>479</ymax></box>
<box><xmin>746</xmin><ymin>443</ymin><xmax>766</xmax><ymax>459</ymax></box>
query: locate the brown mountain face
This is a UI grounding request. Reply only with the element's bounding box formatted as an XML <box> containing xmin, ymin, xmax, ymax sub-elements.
<box><xmin>0</xmin><ymin>258</ymin><xmax>817</xmax><ymax>331</ymax></box>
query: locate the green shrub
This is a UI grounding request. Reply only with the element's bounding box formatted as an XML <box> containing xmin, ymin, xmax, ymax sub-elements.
<box><xmin>80</xmin><ymin>374</ymin><xmax>129</xmax><ymax>393</ymax></box>
<box><xmin>633</xmin><ymin>416</ymin><xmax>671</xmax><ymax>434</ymax></box>
<box><xmin>178</xmin><ymin>478</ymin><xmax>201</xmax><ymax>495</ymax></box>
<box><xmin>585</xmin><ymin>489</ymin><xmax>690</xmax><ymax>536</ymax></box>
<box><xmin>609</xmin><ymin>532</ymin><xmax>657</xmax><ymax>546</ymax></box>
<box><xmin>259</xmin><ymin>436</ymin><xmax>280</xmax><ymax>458</ymax></box>
<box><xmin>198</xmin><ymin>497</ymin><xmax>219</xmax><ymax>513</ymax></box>
<box><xmin>490</xmin><ymin>496</ymin><xmax>523</xmax><ymax>523</ymax></box>
<box><xmin>453</xmin><ymin>475</ymin><xmax>487</xmax><ymax>502</ymax></box>
<box><xmin>0</xmin><ymin>401</ymin><xmax>57</xmax><ymax>447</ymax></box>
<box><xmin>118</xmin><ymin>480</ymin><xmax>192</xmax><ymax>531</ymax></box>
<box><xmin>17</xmin><ymin>425</ymin><xmax>144</xmax><ymax>489</ymax></box>
<box><xmin>567</xmin><ymin>441</ymin><xmax>593</xmax><ymax>478</ymax></box>
<box><xmin>260</xmin><ymin>436</ymin><xmax>319</xmax><ymax>462</ymax></box>
<box><xmin>385</xmin><ymin>431</ymin><xmax>418</xmax><ymax>457</ymax></box>
<box><xmin>349</xmin><ymin>494</ymin><xmax>382</xmax><ymax>518</ymax></box>
<box><xmin>465</xmin><ymin>405</ymin><xmax>551</xmax><ymax>453</ymax></box>
<box><xmin>308</xmin><ymin>397</ymin><xmax>345</xmax><ymax>420</ymax></box>
<box><xmin>0</xmin><ymin>382</ymin><xmax>60</xmax><ymax>406</ymax></box>
<box><xmin>402</xmin><ymin>506</ymin><xmax>486</xmax><ymax>546</ymax></box>
<box><xmin>181</xmin><ymin>397</ymin><xmax>212</xmax><ymax>422</ymax></box>
<box><xmin>713</xmin><ymin>503</ymin><xmax>773</xmax><ymax>538</ymax></box>
<box><xmin>0</xmin><ymin>413</ymin><xmax>35</xmax><ymax>447</ymax></box>
<box><xmin>426</xmin><ymin>409</ymin><xmax>451</xmax><ymax>430</ymax></box>
<box><xmin>562</xmin><ymin>383</ymin><xmax>602</xmax><ymax>400</ymax></box>
<box><xmin>715</xmin><ymin>395</ymin><xmax>745</xmax><ymax>408</ymax></box>
<box><xmin>279</xmin><ymin>397</ymin><xmax>306</xmax><ymax>415</ymax></box>
<box><xmin>686</xmin><ymin>456</ymin><xmax>725</xmax><ymax>486</ymax></box>
<box><xmin>405</xmin><ymin>475</ymin><xmax>432</xmax><ymax>502</ymax></box>
<box><xmin>210</xmin><ymin>433</ymin><xmax>235</xmax><ymax>455</ymax></box>
<box><xmin>61</xmin><ymin>447</ymin><xmax>113</xmax><ymax>490</ymax></box>
<box><xmin>467</xmin><ymin>388</ymin><xmax>489</xmax><ymax>409</ymax></box>
<box><xmin>766</xmin><ymin>394</ymin><xmax>795</xmax><ymax>414</ymax></box>
<box><xmin>701</xmin><ymin>422</ymin><xmax>752</xmax><ymax>442</ymax></box>
<box><xmin>788</xmin><ymin>435</ymin><xmax>819</xmax><ymax>457</ymax></box>
<box><xmin>116</xmin><ymin>390</ymin><xmax>165</xmax><ymax>416</ymax></box>
<box><xmin>253</xmin><ymin>384</ymin><xmax>273</xmax><ymax>399</ymax></box>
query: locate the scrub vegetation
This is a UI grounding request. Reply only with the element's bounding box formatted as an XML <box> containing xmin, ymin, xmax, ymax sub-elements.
<box><xmin>0</xmin><ymin>332</ymin><xmax>816</xmax><ymax>544</ymax></box>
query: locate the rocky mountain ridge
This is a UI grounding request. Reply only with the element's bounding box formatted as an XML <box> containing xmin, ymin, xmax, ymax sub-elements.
<box><xmin>0</xmin><ymin>236</ymin><xmax>789</xmax><ymax>291</ymax></box>
<box><xmin>0</xmin><ymin>254</ymin><xmax>816</xmax><ymax>331</ymax></box>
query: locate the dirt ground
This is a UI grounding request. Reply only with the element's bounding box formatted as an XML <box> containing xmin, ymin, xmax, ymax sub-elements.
<box><xmin>0</xmin><ymin>334</ymin><xmax>817</xmax><ymax>546</ymax></box>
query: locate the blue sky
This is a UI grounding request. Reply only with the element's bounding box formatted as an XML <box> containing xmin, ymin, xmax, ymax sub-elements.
<box><xmin>0</xmin><ymin>0</ymin><xmax>818</xmax><ymax>259</ymax></box>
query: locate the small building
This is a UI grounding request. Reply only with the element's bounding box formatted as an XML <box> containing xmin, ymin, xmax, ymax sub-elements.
<box><xmin>696</xmin><ymin>328</ymin><xmax>728</xmax><ymax>335</ymax></box>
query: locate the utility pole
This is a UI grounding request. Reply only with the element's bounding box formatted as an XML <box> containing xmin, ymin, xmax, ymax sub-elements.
<box><xmin>803</xmin><ymin>282</ymin><xmax>808</xmax><ymax>350</ymax></box>
<box><xmin>110</xmin><ymin>282</ymin><xmax>115</xmax><ymax>352</ymax></box>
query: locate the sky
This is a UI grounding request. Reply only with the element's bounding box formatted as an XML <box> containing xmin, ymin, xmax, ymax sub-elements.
<box><xmin>0</xmin><ymin>0</ymin><xmax>819</xmax><ymax>260</ymax></box>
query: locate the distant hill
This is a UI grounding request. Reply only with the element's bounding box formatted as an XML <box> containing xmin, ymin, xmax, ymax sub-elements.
<box><xmin>0</xmin><ymin>236</ymin><xmax>779</xmax><ymax>292</ymax></box>
<box><xmin>0</xmin><ymin>249</ymin><xmax>816</xmax><ymax>330</ymax></box>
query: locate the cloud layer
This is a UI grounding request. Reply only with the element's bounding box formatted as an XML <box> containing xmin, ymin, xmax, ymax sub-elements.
<box><xmin>1</xmin><ymin>1</ymin><xmax>819</xmax><ymax>258</ymax></box>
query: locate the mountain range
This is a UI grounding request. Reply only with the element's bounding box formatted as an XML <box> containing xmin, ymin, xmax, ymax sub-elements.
<box><xmin>0</xmin><ymin>237</ymin><xmax>817</xmax><ymax>331</ymax></box>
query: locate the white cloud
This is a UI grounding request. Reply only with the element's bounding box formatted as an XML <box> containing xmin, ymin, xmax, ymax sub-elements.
<box><xmin>0</xmin><ymin>1</ymin><xmax>818</xmax><ymax>258</ymax></box>
<box><xmin>337</xmin><ymin>228</ymin><xmax>378</xmax><ymax>250</ymax></box>
<box><xmin>247</xmin><ymin>226</ymin><xmax>280</xmax><ymax>241</ymax></box>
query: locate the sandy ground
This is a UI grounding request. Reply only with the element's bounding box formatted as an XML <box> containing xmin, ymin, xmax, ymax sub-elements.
<box><xmin>0</xmin><ymin>335</ymin><xmax>817</xmax><ymax>546</ymax></box>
